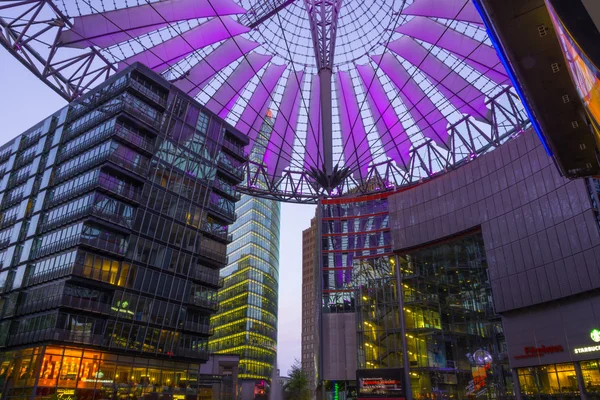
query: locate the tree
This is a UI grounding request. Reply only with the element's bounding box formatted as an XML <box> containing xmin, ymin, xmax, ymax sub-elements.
<box><xmin>283</xmin><ymin>360</ymin><xmax>311</xmax><ymax>400</ymax></box>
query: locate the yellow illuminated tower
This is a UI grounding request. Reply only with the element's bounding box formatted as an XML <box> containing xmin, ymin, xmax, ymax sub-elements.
<box><xmin>210</xmin><ymin>113</ymin><xmax>280</xmax><ymax>400</ymax></box>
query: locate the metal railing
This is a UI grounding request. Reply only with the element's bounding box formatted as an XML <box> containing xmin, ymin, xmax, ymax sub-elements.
<box><xmin>130</xmin><ymin>78</ymin><xmax>167</xmax><ymax>108</ymax></box>
<box><xmin>114</xmin><ymin>125</ymin><xmax>154</xmax><ymax>153</ymax></box>
<box><xmin>221</xmin><ymin>139</ymin><xmax>246</xmax><ymax>159</ymax></box>
<box><xmin>217</xmin><ymin>158</ymin><xmax>245</xmax><ymax>181</ymax></box>
<box><xmin>208</xmin><ymin>201</ymin><xmax>236</xmax><ymax>221</ymax></box>
<box><xmin>32</xmin><ymin>234</ymin><xmax>128</xmax><ymax>259</ymax></box>
<box><xmin>212</xmin><ymin>179</ymin><xmax>241</xmax><ymax>201</ymax></box>
<box><xmin>54</xmin><ymin>149</ymin><xmax>149</xmax><ymax>183</ymax></box>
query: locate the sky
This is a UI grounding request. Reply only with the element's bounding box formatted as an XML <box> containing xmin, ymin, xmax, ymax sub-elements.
<box><xmin>0</xmin><ymin>47</ymin><xmax>315</xmax><ymax>377</ymax></box>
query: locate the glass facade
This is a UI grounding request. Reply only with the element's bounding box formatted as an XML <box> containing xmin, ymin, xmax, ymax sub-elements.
<box><xmin>318</xmin><ymin>195</ymin><xmax>511</xmax><ymax>400</ymax></box>
<box><xmin>0</xmin><ymin>64</ymin><xmax>247</xmax><ymax>400</ymax></box>
<box><xmin>210</xmin><ymin>115</ymin><xmax>280</xmax><ymax>386</ymax></box>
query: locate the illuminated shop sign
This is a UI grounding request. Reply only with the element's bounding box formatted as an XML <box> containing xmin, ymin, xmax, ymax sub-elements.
<box><xmin>513</xmin><ymin>345</ymin><xmax>564</xmax><ymax>360</ymax></box>
<box><xmin>334</xmin><ymin>382</ymin><xmax>339</xmax><ymax>400</ymax></box>
<box><xmin>572</xmin><ymin>329</ymin><xmax>600</xmax><ymax>354</ymax></box>
<box><xmin>357</xmin><ymin>369</ymin><xmax>405</xmax><ymax>399</ymax></box>
<box><xmin>574</xmin><ymin>345</ymin><xmax>600</xmax><ymax>354</ymax></box>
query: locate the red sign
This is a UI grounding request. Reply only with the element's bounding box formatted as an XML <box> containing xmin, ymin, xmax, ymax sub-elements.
<box><xmin>514</xmin><ymin>345</ymin><xmax>564</xmax><ymax>360</ymax></box>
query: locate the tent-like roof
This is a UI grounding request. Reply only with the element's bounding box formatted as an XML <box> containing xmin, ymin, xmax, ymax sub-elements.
<box><xmin>0</xmin><ymin>0</ymin><xmax>529</xmax><ymax>202</ymax></box>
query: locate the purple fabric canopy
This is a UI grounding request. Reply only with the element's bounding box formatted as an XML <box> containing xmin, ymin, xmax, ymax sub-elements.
<box><xmin>174</xmin><ymin>37</ymin><xmax>260</xmax><ymax>96</ymax></box>
<box><xmin>264</xmin><ymin>71</ymin><xmax>305</xmax><ymax>178</ymax></box>
<box><xmin>371</xmin><ymin>52</ymin><xmax>449</xmax><ymax>147</ymax></box>
<box><xmin>58</xmin><ymin>0</ymin><xmax>246</xmax><ymax>49</ymax></box>
<box><xmin>396</xmin><ymin>17</ymin><xmax>508</xmax><ymax>85</ymax></box>
<box><xmin>235</xmin><ymin>64</ymin><xmax>286</xmax><ymax>144</ymax></box>
<box><xmin>205</xmin><ymin>52</ymin><xmax>272</xmax><ymax>117</ymax></box>
<box><xmin>117</xmin><ymin>17</ymin><xmax>249</xmax><ymax>72</ymax></box>
<box><xmin>335</xmin><ymin>71</ymin><xmax>372</xmax><ymax>177</ymax></box>
<box><xmin>304</xmin><ymin>75</ymin><xmax>324</xmax><ymax>172</ymax></box>
<box><xmin>356</xmin><ymin>64</ymin><xmax>410</xmax><ymax>169</ymax></box>
<box><xmin>388</xmin><ymin>36</ymin><xmax>490</xmax><ymax>121</ymax></box>
<box><xmin>401</xmin><ymin>0</ymin><xmax>483</xmax><ymax>25</ymax></box>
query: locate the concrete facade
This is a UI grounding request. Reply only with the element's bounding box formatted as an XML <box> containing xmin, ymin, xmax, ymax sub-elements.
<box><xmin>321</xmin><ymin>313</ymin><xmax>358</xmax><ymax>381</ymax></box>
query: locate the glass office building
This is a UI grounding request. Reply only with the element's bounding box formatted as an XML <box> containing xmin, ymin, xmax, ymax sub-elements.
<box><xmin>0</xmin><ymin>63</ymin><xmax>247</xmax><ymax>400</ymax></box>
<box><xmin>209</xmin><ymin>115</ymin><xmax>280</xmax><ymax>395</ymax></box>
<box><xmin>317</xmin><ymin>195</ymin><xmax>510</xmax><ymax>400</ymax></box>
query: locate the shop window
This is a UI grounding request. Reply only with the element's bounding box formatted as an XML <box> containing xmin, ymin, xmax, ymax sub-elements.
<box><xmin>581</xmin><ymin>360</ymin><xmax>600</xmax><ymax>394</ymax></box>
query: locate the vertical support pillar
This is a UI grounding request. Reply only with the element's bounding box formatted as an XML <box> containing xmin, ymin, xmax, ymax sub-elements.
<box><xmin>319</xmin><ymin>69</ymin><xmax>333</xmax><ymax>176</ymax></box>
<box><xmin>394</xmin><ymin>255</ymin><xmax>412</xmax><ymax>400</ymax></box>
<box><xmin>511</xmin><ymin>368</ymin><xmax>523</xmax><ymax>400</ymax></box>
<box><xmin>575</xmin><ymin>361</ymin><xmax>589</xmax><ymax>400</ymax></box>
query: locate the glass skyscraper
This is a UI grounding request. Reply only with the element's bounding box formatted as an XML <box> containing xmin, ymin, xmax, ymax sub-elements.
<box><xmin>210</xmin><ymin>115</ymin><xmax>281</xmax><ymax>399</ymax></box>
<box><xmin>0</xmin><ymin>63</ymin><xmax>247</xmax><ymax>400</ymax></box>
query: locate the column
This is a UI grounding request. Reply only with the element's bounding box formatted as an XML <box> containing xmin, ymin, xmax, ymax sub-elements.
<box><xmin>511</xmin><ymin>369</ymin><xmax>523</xmax><ymax>400</ymax></box>
<box><xmin>575</xmin><ymin>361</ymin><xmax>589</xmax><ymax>400</ymax></box>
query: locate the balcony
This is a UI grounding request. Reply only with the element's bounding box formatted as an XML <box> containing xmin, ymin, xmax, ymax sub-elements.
<box><xmin>32</xmin><ymin>234</ymin><xmax>128</xmax><ymax>260</ymax></box>
<box><xmin>217</xmin><ymin>158</ymin><xmax>245</xmax><ymax>182</ymax></box>
<box><xmin>122</xmin><ymin>102</ymin><xmax>162</xmax><ymax>131</ymax></box>
<box><xmin>221</xmin><ymin>139</ymin><xmax>246</xmax><ymax>160</ymax></box>
<box><xmin>6</xmin><ymin>170</ymin><xmax>30</xmax><ymax>189</ymax></box>
<box><xmin>182</xmin><ymin>321</ymin><xmax>213</xmax><ymax>335</ymax></box>
<box><xmin>0</xmin><ymin>238</ymin><xmax>10</xmax><ymax>250</ymax></box>
<box><xmin>197</xmin><ymin>247</ymin><xmax>228</xmax><ymax>265</ymax></box>
<box><xmin>107</xmin><ymin>152</ymin><xmax>149</xmax><ymax>177</ymax></box>
<box><xmin>54</xmin><ymin>150</ymin><xmax>149</xmax><ymax>184</ymax></box>
<box><xmin>129</xmin><ymin>78</ymin><xmax>167</xmax><ymax>109</ymax></box>
<box><xmin>14</xmin><ymin>150</ymin><xmax>36</xmax><ymax>169</ymax></box>
<box><xmin>98</xmin><ymin>175</ymin><xmax>142</xmax><ymax>204</ymax></box>
<box><xmin>0</xmin><ymin>215</ymin><xmax>18</xmax><ymax>230</ymax></box>
<box><xmin>199</xmin><ymin>222</ymin><xmax>232</xmax><ymax>243</ymax></box>
<box><xmin>208</xmin><ymin>201</ymin><xmax>236</xmax><ymax>221</ymax></box>
<box><xmin>212</xmin><ymin>179</ymin><xmax>241</xmax><ymax>201</ymax></box>
<box><xmin>64</xmin><ymin>101</ymin><xmax>161</xmax><ymax>143</ymax></box>
<box><xmin>189</xmin><ymin>296</ymin><xmax>219</xmax><ymax>311</ymax></box>
<box><xmin>67</xmin><ymin>79</ymin><xmax>129</xmax><ymax>123</ymax></box>
<box><xmin>79</xmin><ymin>235</ymin><xmax>129</xmax><ymax>257</ymax></box>
<box><xmin>0</xmin><ymin>149</ymin><xmax>11</xmax><ymax>164</ymax></box>
<box><xmin>60</xmin><ymin>294</ymin><xmax>112</xmax><ymax>314</ymax></box>
<box><xmin>192</xmin><ymin>266</ymin><xmax>221</xmax><ymax>287</ymax></box>
<box><xmin>58</xmin><ymin>125</ymin><xmax>116</xmax><ymax>163</ymax></box>
<box><xmin>0</xmin><ymin>193</ymin><xmax>23</xmax><ymax>210</ymax></box>
<box><xmin>21</xmin><ymin>132</ymin><xmax>42</xmax><ymax>150</ymax></box>
<box><xmin>114</xmin><ymin>125</ymin><xmax>154</xmax><ymax>154</ymax></box>
<box><xmin>40</xmin><ymin>205</ymin><xmax>134</xmax><ymax>233</ymax></box>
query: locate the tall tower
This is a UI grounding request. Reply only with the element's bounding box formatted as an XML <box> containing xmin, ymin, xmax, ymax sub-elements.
<box><xmin>302</xmin><ymin>217</ymin><xmax>318</xmax><ymax>398</ymax></box>
<box><xmin>210</xmin><ymin>113</ymin><xmax>281</xmax><ymax>400</ymax></box>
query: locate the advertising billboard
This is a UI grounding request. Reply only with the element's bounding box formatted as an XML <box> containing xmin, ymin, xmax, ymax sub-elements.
<box><xmin>356</xmin><ymin>369</ymin><xmax>405</xmax><ymax>400</ymax></box>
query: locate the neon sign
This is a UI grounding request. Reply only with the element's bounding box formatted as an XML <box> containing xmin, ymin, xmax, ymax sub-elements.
<box><xmin>513</xmin><ymin>345</ymin><xmax>564</xmax><ymax>360</ymax></box>
<box><xmin>334</xmin><ymin>382</ymin><xmax>339</xmax><ymax>400</ymax></box>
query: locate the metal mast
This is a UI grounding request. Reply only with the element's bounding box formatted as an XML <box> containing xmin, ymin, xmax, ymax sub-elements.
<box><xmin>304</xmin><ymin>0</ymin><xmax>343</xmax><ymax>176</ymax></box>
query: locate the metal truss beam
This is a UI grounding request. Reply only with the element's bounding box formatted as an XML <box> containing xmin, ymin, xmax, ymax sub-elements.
<box><xmin>238</xmin><ymin>0</ymin><xmax>297</xmax><ymax>28</ymax></box>
<box><xmin>238</xmin><ymin>86</ymin><xmax>529</xmax><ymax>203</ymax></box>
<box><xmin>0</xmin><ymin>0</ymin><xmax>115</xmax><ymax>101</ymax></box>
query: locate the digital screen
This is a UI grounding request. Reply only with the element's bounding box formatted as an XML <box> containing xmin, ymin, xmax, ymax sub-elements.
<box><xmin>547</xmin><ymin>0</ymin><xmax>600</xmax><ymax>135</ymax></box>
<box><xmin>357</xmin><ymin>369</ymin><xmax>405</xmax><ymax>399</ymax></box>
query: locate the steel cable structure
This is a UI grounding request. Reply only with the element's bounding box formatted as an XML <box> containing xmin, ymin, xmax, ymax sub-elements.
<box><xmin>0</xmin><ymin>0</ymin><xmax>530</xmax><ymax>203</ymax></box>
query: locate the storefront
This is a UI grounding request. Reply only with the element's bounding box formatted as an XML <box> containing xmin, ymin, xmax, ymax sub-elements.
<box><xmin>504</xmin><ymin>292</ymin><xmax>600</xmax><ymax>399</ymax></box>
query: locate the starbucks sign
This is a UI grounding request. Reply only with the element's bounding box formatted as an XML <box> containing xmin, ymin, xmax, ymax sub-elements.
<box><xmin>591</xmin><ymin>329</ymin><xmax>600</xmax><ymax>343</ymax></box>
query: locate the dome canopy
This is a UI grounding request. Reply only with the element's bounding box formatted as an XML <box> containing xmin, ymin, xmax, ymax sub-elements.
<box><xmin>3</xmin><ymin>0</ymin><xmax>530</xmax><ymax>202</ymax></box>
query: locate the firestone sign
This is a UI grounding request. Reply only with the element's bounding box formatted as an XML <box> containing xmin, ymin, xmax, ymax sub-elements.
<box><xmin>513</xmin><ymin>345</ymin><xmax>564</xmax><ymax>360</ymax></box>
